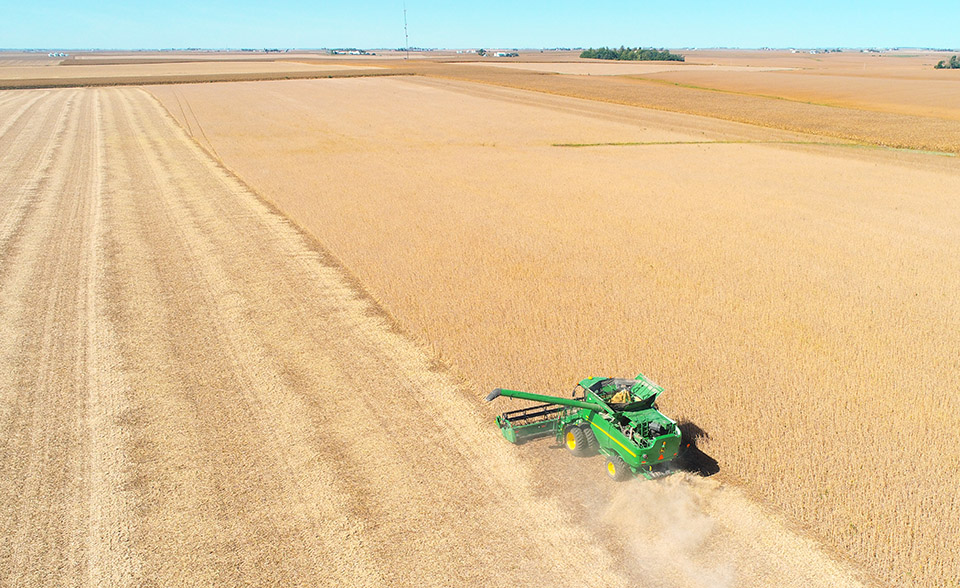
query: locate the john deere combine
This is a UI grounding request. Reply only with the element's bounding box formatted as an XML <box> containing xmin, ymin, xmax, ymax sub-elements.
<box><xmin>486</xmin><ymin>374</ymin><xmax>682</xmax><ymax>480</ymax></box>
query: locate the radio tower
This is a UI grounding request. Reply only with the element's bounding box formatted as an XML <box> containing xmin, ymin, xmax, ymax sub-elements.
<box><xmin>403</xmin><ymin>2</ymin><xmax>410</xmax><ymax>59</ymax></box>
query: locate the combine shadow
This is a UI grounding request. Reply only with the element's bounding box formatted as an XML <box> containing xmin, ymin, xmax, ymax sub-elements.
<box><xmin>676</xmin><ymin>420</ymin><xmax>720</xmax><ymax>477</ymax></box>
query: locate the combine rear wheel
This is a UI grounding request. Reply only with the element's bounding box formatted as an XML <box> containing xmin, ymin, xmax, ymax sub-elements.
<box><xmin>581</xmin><ymin>425</ymin><xmax>598</xmax><ymax>453</ymax></box>
<box><xmin>605</xmin><ymin>455</ymin><xmax>630</xmax><ymax>481</ymax></box>
<box><xmin>564</xmin><ymin>426</ymin><xmax>588</xmax><ymax>456</ymax></box>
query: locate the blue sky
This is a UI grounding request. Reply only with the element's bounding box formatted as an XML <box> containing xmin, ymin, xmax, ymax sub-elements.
<box><xmin>1</xmin><ymin>0</ymin><xmax>955</xmax><ymax>50</ymax></box>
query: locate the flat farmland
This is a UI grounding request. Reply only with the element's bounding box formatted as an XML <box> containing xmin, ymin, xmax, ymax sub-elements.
<box><xmin>0</xmin><ymin>86</ymin><xmax>869</xmax><ymax>586</ymax></box>
<box><xmin>152</xmin><ymin>76</ymin><xmax>960</xmax><ymax>586</ymax></box>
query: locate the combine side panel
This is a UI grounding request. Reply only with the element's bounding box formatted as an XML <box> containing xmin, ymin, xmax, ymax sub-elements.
<box><xmin>583</xmin><ymin>414</ymin><xmax>642</xmax><ymax>469</ymax></box>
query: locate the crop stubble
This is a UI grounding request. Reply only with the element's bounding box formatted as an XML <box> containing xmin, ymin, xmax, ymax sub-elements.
<box><xmin>0</xmin><ymin>60</ymin><xmax>396</xmax><ymax>91</ymax></box>
<box><xmin>150</xmin><ymin>76</ymin><xmax>960</xmax><ymax>587</ymax></box>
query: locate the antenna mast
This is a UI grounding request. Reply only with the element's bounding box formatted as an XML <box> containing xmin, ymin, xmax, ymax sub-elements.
<box><xmin>403</xmin><ymin>2</ymin><xmax>409</xmax><ymax>59</ymax></box>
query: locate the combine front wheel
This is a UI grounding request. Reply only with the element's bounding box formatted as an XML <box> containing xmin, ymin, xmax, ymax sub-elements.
<box><xmin>564</xmin><ymin>426</ymin><xmax>588</xmax><ymax>456</ymax></box>
<box><xmin>605</xmin><ymin>455</ymin><xmax>630</xmax><ymax>481</ymax></box>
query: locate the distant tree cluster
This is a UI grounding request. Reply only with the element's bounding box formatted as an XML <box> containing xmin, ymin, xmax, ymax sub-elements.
<box><xmin>579</xmin><ymin>46</ymin><xmax>684</xmax><ymax>62</ymax></box>
<box><xmin>934</xmin><ymin>55</ymin><xmax>960</xmax><ymax>69</ymax></box>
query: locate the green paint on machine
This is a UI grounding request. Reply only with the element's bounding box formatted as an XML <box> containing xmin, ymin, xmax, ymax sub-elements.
<box><xmin>486</xmin><ymin>374</ymin><xmax>684</xmax><ymax>480</ymax></box>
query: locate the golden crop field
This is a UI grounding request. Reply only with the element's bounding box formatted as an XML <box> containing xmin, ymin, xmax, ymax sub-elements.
<box><xmin>152</xmin><ymin>74</ymin><xmax>960</xmax><ymax>587</ymax></box>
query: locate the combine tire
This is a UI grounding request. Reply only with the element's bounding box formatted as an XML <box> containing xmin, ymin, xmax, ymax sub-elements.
<box><xmin>564</xmin><ymin>426</ymin><xmax>588</xmax><ymax>456</ymax></box>
<box><xmin>581</xmin><ymin>425</ymin><xmax>598</xmax><ymax>453</ymax></box>
<box><xmin>605</xmin><ymin>454</ymin><xmax>631</xmax><ymax>481</ymax></box>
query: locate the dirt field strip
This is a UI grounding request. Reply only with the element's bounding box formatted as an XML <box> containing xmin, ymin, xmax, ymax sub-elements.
<box><xmin>0</xmin><ymin>61</ymin><xmax>373</xmax><ymax>80</ymax></box>
<box><xmin>1</xmin><ymin>97</ymin><xmax>74</xmax><ymax>241</ymax></box>
<box><xmin>0</xmin><ymin>66</ymin><xmax>409</xmax><ymax>91</ymax></box>
<box><xmin>82</xmin><ymin>90</ymin><xmax>140</xmax><ymax>585</ymax></box>
<box><xmin>1</xmin><ymin>88</ymin><xmax>100</xmax><ymax>585</ymax></box>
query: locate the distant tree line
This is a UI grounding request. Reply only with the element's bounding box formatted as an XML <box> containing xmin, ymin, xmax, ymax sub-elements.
<box><xmin>934</xmin><ymin>55</ymin><xmax>960</xmax><ymax>69</ymax></box>
<box><xmin>579</xmin><ymin>46</ymin><xmax>684</xmax><ymax>62</ymax></box>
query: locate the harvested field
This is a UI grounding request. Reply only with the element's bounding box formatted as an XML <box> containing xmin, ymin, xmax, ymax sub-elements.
<box><xmin>152</xmin><ymin>75</ymin><xmax>960</xmax><ymax>587</ymax></box>
<box><xmin>1</xmin><ymin>62</ymin><xmax>365</xmax><ymax>78</ymax></box>
<box><xmin>0</xmin><ymin>59</ymin><xmax>59</xmax><ymax>67</ymax></box>
<box><xmin>0</xmin><ymin>53</ymin><xmax>63</xmax><ymax>66</ymax></box>
<box><xmin>0</xmin><ymin>60</ymin><xmax>386</xmax><ymax>90</ymax></box>
<box><xmin>65</xmin><ymin>52</ymin><xmax>325</xmax><ymax>62</ymax></box>
<box><xmin>0</xmin><ymin>86</ymin><xmax>868</xmax><ymax>586</ymax></box>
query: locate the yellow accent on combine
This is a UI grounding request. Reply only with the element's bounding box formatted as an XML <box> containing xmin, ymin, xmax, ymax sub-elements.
<box><xmin>607</xmin><ymin>462</ymin><xmax>617</xmax><ymax>476</ymax></box>
<box><xmin>565</xmin><ymin>431</ymin><xmax>576</xmax><ymax>450</ymax></box>
<box><xmin>589</xmin><ymin>420</ymin><xmax>637</xmax><ymax>458</ymax></box>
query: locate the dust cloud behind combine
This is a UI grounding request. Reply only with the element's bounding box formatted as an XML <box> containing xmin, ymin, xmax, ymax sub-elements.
<box><xmin>598</xmin><ymin>475</ymin><xmax>865</xmax><ymax>588</ymax></box>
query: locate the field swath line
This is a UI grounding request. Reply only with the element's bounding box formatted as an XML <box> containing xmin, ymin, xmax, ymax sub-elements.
<box><xmin>0</xmin><ymin>91</ymin><xmax>78</xmax><ymax>268</ymax></box>
<box><xmin>551</xmin><ymin>139</ymin><xmax>959</xmax><ymax>156</ymax></box>
<box><xmin>0</xmin><ymin>91</ymin><xmax>48</xmax><ymax>140</ymax></box>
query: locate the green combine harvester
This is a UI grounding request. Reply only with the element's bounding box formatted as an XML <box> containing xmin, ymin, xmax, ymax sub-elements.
<box><xmin>486</xmin><ymin>374</ymin><xmax>683</xmax><ymax>480</ymax></box>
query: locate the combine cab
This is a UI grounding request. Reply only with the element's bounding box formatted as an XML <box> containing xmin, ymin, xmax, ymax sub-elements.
<box><xmin>486</xmin><ymin>374</ymin><xmax>682</xmax><ymax>480</ymax></box>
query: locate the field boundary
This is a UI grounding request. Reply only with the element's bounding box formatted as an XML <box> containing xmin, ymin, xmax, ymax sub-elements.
<box><xmin>553</xmin><ymin>138</ymin><xmax>959</xmax><ymax>157</ymax></box>
<box><xmin>553</xmin><ymin>139</ymin><xmax>857</xmax><ymax>148</ymax></box>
